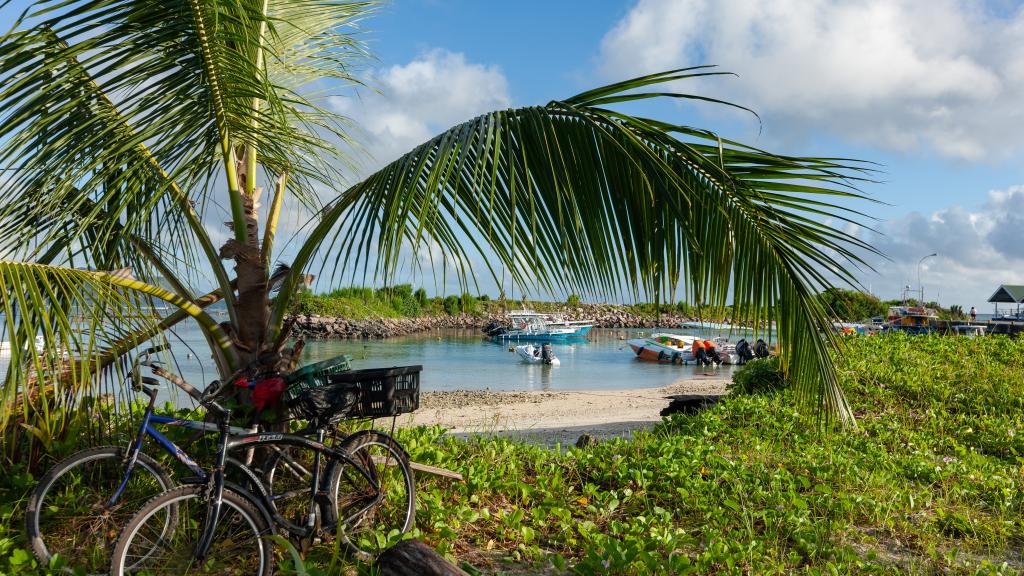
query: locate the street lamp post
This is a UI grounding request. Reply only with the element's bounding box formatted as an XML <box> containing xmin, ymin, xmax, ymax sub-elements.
<box><xmin>917</xmin><ymin>253</ymin><xmax>937</xmax><ymax>303</ymax></box>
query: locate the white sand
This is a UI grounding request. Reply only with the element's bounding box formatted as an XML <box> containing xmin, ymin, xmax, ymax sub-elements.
<box><xmin>396</xmin><ymin>377</ymin><xmax>729</xmax><ymax>446</ymax></box>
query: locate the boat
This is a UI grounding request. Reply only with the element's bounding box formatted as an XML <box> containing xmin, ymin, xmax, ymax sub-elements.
<box><xmin>482</xmin><ymin>310</ymin><xmax>589</xmax><ymax>341</ymax></box>
<box><xmin>678</xmin><ymin>320</ymin><xmax>737</xmax><ymax>331</ymax></box>
<box><xmin>515</xmin><ymin>343</ymin><xmax>560</xmax><ymax>365</ymax></box>
<box><xmin>626</xmin><ymin>333</ymin><xmax>738</xmax><ymax>365</ymax></box>
<box><xmin>951</xmin><ymin>324</ymin><xmax>987</xmax><ymax>338</ymax></box>
<box><xmin>0</xmin><ymin>336</ymin><xmax>47</xmax><ymax>357</ymax></box>
<box><xmin>885</xmin><ymin>305</ymin><xmax>939</xmax><ymax>334</ymax></box>
<box><xmin>543</xmin><ymin>316</ymin><xmax>594</xmax><ymax>336</ymax></box>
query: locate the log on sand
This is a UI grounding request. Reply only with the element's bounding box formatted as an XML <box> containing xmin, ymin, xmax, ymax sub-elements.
<box><xmin>375</xmin><ymin>539</ymin><xmax>468</xmax><ymax>576</ymax></box>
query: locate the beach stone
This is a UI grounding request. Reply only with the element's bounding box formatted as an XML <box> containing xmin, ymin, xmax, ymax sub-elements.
<box><xmin>575</xmin><ymin>433</ymin><xmax>599</xmax><ymax>449</ymax></box>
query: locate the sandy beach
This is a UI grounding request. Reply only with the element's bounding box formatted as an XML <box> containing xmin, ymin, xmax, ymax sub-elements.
<box><xmin>397</xmin><ymin>377</ymin><xmax>730</xmax><ymax>446</ymax></box>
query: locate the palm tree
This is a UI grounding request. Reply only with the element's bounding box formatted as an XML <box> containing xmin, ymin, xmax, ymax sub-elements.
<box><xmin>0</xmin><ymin>0</ymin><xmax>876</xmax><ymax>452</ymax></box>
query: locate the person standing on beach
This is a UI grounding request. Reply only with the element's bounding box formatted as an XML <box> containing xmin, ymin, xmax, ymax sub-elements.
<box><xmin>691</xmin><ymin>339</ymin><xmax>709</xmax><ymax>366</ymax></box>
<box><xmin>703</xmin><ymin>339</ymin><xmax>721</xmax><ymax>364</ymax></box>
<box><xmin>970</xmin><ymin>306</ymin><xmax>977</xmax><ymax>321</ymax></box>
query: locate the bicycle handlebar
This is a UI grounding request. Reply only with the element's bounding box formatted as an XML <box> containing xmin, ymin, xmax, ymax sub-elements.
<box><xmin>128</xmin><ymin>345</ymin><xmax>229</xmax><ymax>415</ymax></box>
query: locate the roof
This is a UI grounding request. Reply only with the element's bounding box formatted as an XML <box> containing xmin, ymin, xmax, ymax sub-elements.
<box><xmin>987</xmin><ymin>285</ymin><xmax>1024</xmax><ymax>303</ymax></box>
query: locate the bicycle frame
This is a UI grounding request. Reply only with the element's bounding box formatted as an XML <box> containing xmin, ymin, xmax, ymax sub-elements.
<box><xmin>106</xmin><ymin>385</ymin><xmax>256</xmax><ymax>507</ymax></box>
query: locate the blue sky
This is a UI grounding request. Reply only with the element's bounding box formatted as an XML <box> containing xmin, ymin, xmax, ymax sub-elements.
<box><xmin>318</xmin><ymin>0</ymin><xmax>1024</xmax><ymax>308</ymax></box>
<box><xmin>4</xmin><ymin>0</ymin><xmax>1023</xmax><ymax>309</ymax></box>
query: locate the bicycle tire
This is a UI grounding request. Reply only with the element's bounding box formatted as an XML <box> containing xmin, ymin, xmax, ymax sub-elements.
<box><xmin>110</xmin><ymin>485</ymin><xmax>273</xmax><ymax>576</ymax></box>
<box><xmin>25</xmin><ymin>445</ymin><xmax>175</xmax><ymax>575</ymax></box>
<box><xmin>329</xmin><ymin>430</ymin><xmax>415</xmax><ymax>562</ymax></box>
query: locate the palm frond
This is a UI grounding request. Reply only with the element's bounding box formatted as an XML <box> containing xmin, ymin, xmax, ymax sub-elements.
<box><xmin>0</xmin><ymin>261</ymin><xmax>235</xmax><ymax>436</ymax></box>
<box><xmin>275</xmin><ymin>69</ymin><xmax>879</xmax><ymax>426</ymax></box>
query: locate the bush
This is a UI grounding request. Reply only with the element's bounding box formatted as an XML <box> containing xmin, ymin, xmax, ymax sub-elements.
<box><xmin>414</xmin><ymin>288</ymin><xmax>428</xmax><ymax>306</ymax></box>
<box><xmin>728</xmin><ymin>357</ymin><xmax>787</xmax><ymax>395</ymax></box>
<box><xmin>459</xmin><ymin>292</ymin><xmax>477</xmax><ymax>313</ymax></box>
<box><xmin>477</xmin><ymin>294</ymin><xmax>490</xmax><ymax>302</ymax></box>
<box><xmin>442</xmin><ymin>295</ymin><xmax>460</xmax><ymax>315</ymax></box>
<box><xmin>818</xmin><ymin>287</ymin><xmax>886</xmax><ymax>321</ymax></box>
<box><xmin>566</xmin><ymin>294</ymin><xmax>580</xmax><ymax>307</ymax></box>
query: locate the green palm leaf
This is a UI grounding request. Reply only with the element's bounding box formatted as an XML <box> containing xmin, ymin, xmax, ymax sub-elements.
<box><xmin>275</xmin><ymin>71</ymin><xmax>878</xmax><ymax>427</ymax></box>
<box><xmin>0</xmin><ymin>261</ymin><xmax>234</xmax><ymax>434</ymax></box>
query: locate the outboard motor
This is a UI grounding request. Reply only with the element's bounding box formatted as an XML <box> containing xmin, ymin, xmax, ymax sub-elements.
<box><xmin>541</xmin><ymin>343</ymin><xmax>554</xmax><ymax>364</ymax></box>
<box><xmin>482</xmin><ymin>320</ymin><xmax>505</xmax><ymax>337</ymax></box>
<box><xmin>754</xmin><ymin>338</ymin><xmax>769</xmax><ymax>359</ymax></box>
<box><xmin>735</xmin><ymin>339</ymin><xmax>754</xmax><ymax>364</ymax></box>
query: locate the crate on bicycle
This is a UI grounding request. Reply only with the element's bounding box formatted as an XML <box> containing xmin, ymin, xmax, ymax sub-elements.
<box><xmin>286</xmin><ymin>361</ymin><xmax>421</xmax><ymax>424</ymax></box>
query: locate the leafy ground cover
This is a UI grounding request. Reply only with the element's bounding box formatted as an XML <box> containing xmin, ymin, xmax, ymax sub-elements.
<box><xmin>2</xmin><ymin>334</ymin><xmax>1022</xmax><ymax>574</ymax></box>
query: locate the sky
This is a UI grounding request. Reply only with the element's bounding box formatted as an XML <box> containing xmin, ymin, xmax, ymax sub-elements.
<box><xmin>4</xmin><ymin>0</ymin><xmax>1024</xmax><ymax>309</ymax></box>
<box><xmin>314</xmin><ymin>0</ymin><xmax>1024</xmax><ymax>309</ymax></box>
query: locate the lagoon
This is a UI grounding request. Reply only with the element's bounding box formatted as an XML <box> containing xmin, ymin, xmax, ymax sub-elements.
<box><xmin>155</xmin><ymin>326</ymin><xmax>747</xmax><ymax>394</ymax></box>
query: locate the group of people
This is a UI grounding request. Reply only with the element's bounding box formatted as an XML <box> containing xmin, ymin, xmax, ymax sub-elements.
<box><xmin>690</xmin><ymin>337</ymin><xmax>771</xmax><ymax>367</ymax></box>
<box><xmin>690</xmin><ymin>338</ymin><xmax>722</xmax><ymax>366</ymax></box>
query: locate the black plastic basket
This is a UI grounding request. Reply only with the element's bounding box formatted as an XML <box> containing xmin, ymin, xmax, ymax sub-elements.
<box><xmin>329</xmin><ymin>365</ymin><xmax>421</xmax><ymax>418</ymax></box>
<box><xmin>283</xmin><ymin>355</ymin><xmax>351</xmax><ymax>403</ymax></box>
<box><xmin>286</xmin><ymin>365</ymin><xmax>421</xmax><ymax>424</ymax></box>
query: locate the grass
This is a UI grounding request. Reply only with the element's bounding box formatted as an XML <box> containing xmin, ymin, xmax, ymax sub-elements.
<box><xmin>2</xmin><ymin>334</ymin><xmax>1022</xmax><ymax>574</ymax></box>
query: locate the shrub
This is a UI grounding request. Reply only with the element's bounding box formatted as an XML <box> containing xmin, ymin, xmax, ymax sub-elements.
<box><xmin>566</xmin><ymin>294</ymin><xmax>580</xmax><ymax>307</ymax></box>
<box><xmin>818</xmin><ymin>287</ymin><xmax>885</xmax><ymax>321</ymax></box>
<box><xmin>477</xmin><ymin>294</ymin><xmax>490</xmax><ymax>302</ymax></box>
<box><xmin>443</xmin><ymin>295</ymin><xmax>460</xmax><ymax>315</ymax></box>
<box><xmin>728</xmin><ymin>357</ymin><xmax>787</xmax><ymax>395</ymax></box>
<box><xmin>414</xmin><ymin>288</ymin><xmax>428</xmax><ymax>306</ymax></box>
<box><xmin>460</xmin><ymin>292</ymin><xmax>477</xmax><ymax>313</ymax></box>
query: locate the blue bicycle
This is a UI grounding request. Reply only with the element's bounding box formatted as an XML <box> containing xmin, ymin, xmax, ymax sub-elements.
<box><xmin>24</xmin><ymin>346</ymin><xmax>262</xmax><ymax>574</ymax></box>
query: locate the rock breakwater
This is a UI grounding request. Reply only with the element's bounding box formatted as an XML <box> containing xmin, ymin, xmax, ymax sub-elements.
<box><xmin>289</xmin><ymin>304</ymin><xmax>706</xmax><ymax>339</ymax></box>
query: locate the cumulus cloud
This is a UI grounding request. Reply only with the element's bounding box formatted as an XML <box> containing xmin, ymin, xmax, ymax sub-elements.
<box><xmin>599</xmin><ymin>0</ymin><xmax>1024</xmax><ymax>160</ymax></box>
<box><xmin>859</xmin><ymin>185</ymin><xmax>1024</xmax><ymax>306</ymax></box>
<box><xmin>330</xmin><ymin>48</ymin><xmax>511</xmax><ymax>177</ymax></box>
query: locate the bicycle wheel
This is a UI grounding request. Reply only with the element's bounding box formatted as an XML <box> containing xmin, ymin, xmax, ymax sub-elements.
<box><xmin>262</xmin><ymin>445</ymin><xmax>324</xmax><ymax>527</ymax></box>
<box><xmin>329</xmin><ymin>430</ymin><xmax>415</xmax><ymax>561</ymax></box>
<box><xmin>25</xmin><ymin>446</ymin><xmax>174</xmax><ymax>575</ymax></box>
<box><xmin>110</xmin><ymin>485</ymin><xmax>273</xmax><ymax>576</ymax></box>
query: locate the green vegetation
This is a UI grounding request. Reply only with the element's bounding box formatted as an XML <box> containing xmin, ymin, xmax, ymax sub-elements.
<box><xmin>0</xmin><ymin>0</ymin><xmax>881</xmax><ymax>452</ymax></box>
<box><xmin>727</xmin><ymin>356</ymin><xmax>787</xmax><ymax>395</ymax></box>
<box><xmin>3</xmin><ymin>335</ymin><xmax>1021</xmax><ymax>574</ymax></box>
<box><xmin>818</xmin><ymin>288</ymin><xmax>887</xmax><ymax>322</ymax></box>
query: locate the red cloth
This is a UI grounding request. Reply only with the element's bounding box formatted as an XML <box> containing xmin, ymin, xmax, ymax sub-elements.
<box><xmin>252</xmin><ymin>377</ymin><xmax>286</xmax><ymax>411</ymax></box>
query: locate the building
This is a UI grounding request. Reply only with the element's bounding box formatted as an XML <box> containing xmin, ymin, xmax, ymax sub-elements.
<box><xmin>987</xmin><ymin>284</ymin><xmax>1024</xmax><ymax>319</ymax></box>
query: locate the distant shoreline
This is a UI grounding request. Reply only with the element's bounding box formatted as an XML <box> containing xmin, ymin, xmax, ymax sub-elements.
<box><xmin>288</xmin><ymin>303</ymin><xmax>761</xmax><ymax>340</ymax></box>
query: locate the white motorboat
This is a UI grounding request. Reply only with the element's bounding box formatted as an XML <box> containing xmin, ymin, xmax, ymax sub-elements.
<box><xmin>0</xmin><ymin>336</ymin><xmax>47</xmax><ymax>357</ymax></box>
<box><xmin>515</xmin><ymin>343</ymin><xmax>560</xmax><ymax>366</ymax></box>
<box><xmin>625</xmin><ymin>333</ymin><xmax>738</xmax><ymax>365</ymax></box>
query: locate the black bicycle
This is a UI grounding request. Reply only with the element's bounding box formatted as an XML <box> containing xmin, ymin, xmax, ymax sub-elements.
<box><xmin>24</xmin><ymin>346</ymin><xmax>263</xmax><ymax>575</ymax></box>
<box><xmin>108</xmin><ymin>364</ymin><xmax>420</xmax><ymax>575</ymax></box>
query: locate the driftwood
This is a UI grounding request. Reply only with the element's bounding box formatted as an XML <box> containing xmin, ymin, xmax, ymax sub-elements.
<box><xmin>375</xmin><ymin>539</ymin><xmax>468</xmax><ymax>576</ymax></box>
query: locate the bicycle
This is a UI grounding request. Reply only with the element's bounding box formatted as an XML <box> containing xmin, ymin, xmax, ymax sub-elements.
<box><xmin>108</xmin><ymin>364</ymin><xmax>421</xmax><ymax>574</ymax></box>
<box><xmin>24</xmin><ymin>346</ymin><xmax>264</xmax><ymax>574</ymax></box>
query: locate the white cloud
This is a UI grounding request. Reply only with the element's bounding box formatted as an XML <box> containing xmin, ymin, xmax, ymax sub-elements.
<box><xmin>600</xmin><ymin>0</ymin><xmax>1024</xmax><ymax>160</ymax></box>
<box><xmin>859</xmin><ymin>184</ymin><xmax>1024</xmax><ymax>306</ymax></box>
<box><xmin>331</xmin><ymin>48</ymin><xmax>511</xmax><ymax>177</ymax></box>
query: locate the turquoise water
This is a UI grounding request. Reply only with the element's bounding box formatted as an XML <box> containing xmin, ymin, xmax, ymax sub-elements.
<box><xmin>153</xmin><ymin>325</ymin><xmax>744</xmax><ymax>393</ymax></box>
<box><xmin>301</xmin><ymin>328</ymin><xmax>739</xmax><ymax>392</ymax></box>
<box><xmin>0</xmin><ymin>325</ymin><xmax>749</xmax><ymax>397</ymax></box>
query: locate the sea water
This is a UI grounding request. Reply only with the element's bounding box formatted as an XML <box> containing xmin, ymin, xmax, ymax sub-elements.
<box><xmin>146</xmin><ymin>325</ymin><xmax>748</xmax><ymax>394</ymax></box>
<box><xmin>1</xmin><ymin>324</ymin><xmax>750</xmax><ymax>399</ymax></box>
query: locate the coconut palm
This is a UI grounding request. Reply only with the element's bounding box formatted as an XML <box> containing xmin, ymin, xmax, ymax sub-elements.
<box><xmin>0</xmin><ymin>0</ymin><xmax>876</xmax><ymax>452</ymax></box>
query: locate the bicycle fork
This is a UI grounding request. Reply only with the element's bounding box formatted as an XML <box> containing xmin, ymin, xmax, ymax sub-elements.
<box><xmin>195</xmin><ymin>409</ymin><xmax>231</xmax><ymax>562</ymax></box>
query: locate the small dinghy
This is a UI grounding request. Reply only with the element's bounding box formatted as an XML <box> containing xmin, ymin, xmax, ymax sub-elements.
<box><xmin>515</xmin><ymin>343</ymin><xmax>560</xmax><ymax>366</ymax></box>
